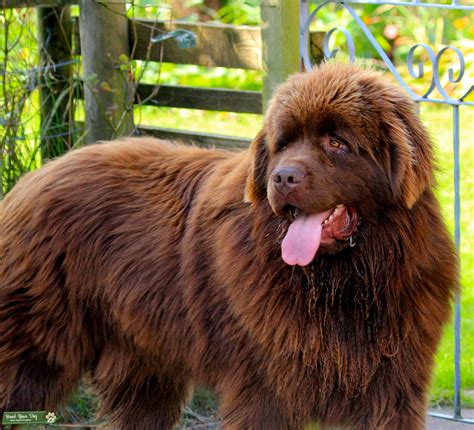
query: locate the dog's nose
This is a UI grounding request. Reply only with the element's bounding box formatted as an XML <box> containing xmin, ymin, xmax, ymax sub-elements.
<box><xmin>273</xmin><ymin>167</ymin><xmax>304</xmax><ymax>193</ymax></box>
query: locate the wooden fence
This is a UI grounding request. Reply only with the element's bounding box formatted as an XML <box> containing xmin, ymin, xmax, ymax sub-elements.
<box><xmin>3</xmin><ymin>0</ymin><xmax>324</xmax><ymax>150</ymax></box>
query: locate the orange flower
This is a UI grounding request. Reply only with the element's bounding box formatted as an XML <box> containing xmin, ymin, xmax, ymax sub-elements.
<box><xmin>453</xmin><ymin>16</ymin><xmax>469</xmax><ymax>30</ymax></box>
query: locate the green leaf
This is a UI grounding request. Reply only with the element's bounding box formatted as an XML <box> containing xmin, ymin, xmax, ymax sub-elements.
<box><xmin>99</xmin><ymin>81</ymin><xmax>113</xmax><ymax>92</ymax></box>
<box><xmin>118</xmin><ymin>54</ymin><xmax>129</xmax><ymax>64</ymax></box>
<box><xmin>85</xmin><ymin>72</ymin><xmax>98</xmax><ymax>82</ymax></box>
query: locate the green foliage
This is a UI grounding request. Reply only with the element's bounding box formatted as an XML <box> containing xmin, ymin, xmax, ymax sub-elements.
<box><xmin>189</xmin><ymin>386</ymin><xmax>218</xmax><ymax>413</ymax></box>
<box><xmin>309</xmin><ymin>3</ymin><xmax>473</xmax><ymax>100</ymax></box>
<box><xmin>183</xmin><ymin>0</ymin><xmax>260</xmax><ymax>24</ymax></box>
<box><xmin>211</xmin><ymin>0</ymin><xmax>259</xmax><ymax>25</ymax></box>
<box><xmin>0</xmin><ymin>8</ymin><xmax>41</xmax><ymax>195</ymax></box>
<box><xmin>310</xmin><ymin>3</ymin><xmax>474</xmax><ymax>56</ymax></box>
<box><xmin>148</xmin><ymin>62</ymin><xmax>262</xmax><ymax>90</ymax></box>
<box><xmin>59</xmin><ymin>380</ymin><xmax>101</xmax><ymax>425</ymax></box>
<box><xmin>0</xmin><ymin>8</ymin><xmax>82</xmax><ymax>195</ymax></box>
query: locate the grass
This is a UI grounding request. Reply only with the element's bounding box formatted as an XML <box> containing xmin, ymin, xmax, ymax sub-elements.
<box><xmin>136</xmin><ymin>102</ymin><xmax>474</xmax><ymax>407</ymax></box>
<box><xmin>424</xmin><ymin>105</ymin><xmax>474</xmax><ymax>407</ymax></box>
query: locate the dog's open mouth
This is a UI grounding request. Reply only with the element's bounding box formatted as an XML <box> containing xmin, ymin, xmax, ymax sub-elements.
<box><xmin>281</xmin><ymin>204</ymin><xmax>358</xmax><ymax>266</ymax></box>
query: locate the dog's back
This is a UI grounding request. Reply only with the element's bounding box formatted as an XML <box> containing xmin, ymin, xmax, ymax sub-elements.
<box><xmin>0</xmin><ymin>138</ymin><xmax>235</xmax><ymax>425</ymax></box>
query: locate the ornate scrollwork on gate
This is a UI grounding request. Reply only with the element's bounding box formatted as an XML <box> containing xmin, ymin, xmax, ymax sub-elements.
<box><xmin>300</xmin><ymin>0</ymin><xmax>474</xmax><ymax>106</ymax></box>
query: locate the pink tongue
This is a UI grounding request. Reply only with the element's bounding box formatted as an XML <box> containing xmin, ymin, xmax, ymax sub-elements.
<box><xmin>281</xmin><ymin>210</ymin><xmax>332</xmax><ymax>266</ymax></box>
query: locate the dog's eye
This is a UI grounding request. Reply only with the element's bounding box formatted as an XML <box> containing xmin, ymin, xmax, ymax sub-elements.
<box><xmin>325</xmin><ymin>137</ymin><xmax>348</xmax><ymax>153</ymax></box>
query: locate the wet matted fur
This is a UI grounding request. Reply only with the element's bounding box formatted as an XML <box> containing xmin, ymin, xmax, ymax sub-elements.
<box><xmin>0</xmin><ymin>63</ymin><xmax>457</xmax><ymax>429</ymax></box>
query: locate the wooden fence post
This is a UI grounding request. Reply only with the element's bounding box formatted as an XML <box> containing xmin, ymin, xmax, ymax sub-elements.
<box><xmin>79</xmin><ymin>0</ymin><xmax>134</xmax><ymax>144</ymax></box>
<box><xmin>37</xmin><ymin>6</ymin><xmax>73</xmax><ymax>159</ymax></box>
<box><xmin>260</xmin><ymin>0</ymin><xmax>300</xmax><ymax>111</ymax></box>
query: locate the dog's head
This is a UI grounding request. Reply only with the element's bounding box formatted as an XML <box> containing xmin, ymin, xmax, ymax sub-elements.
<box><xmin>245</xmin><ymin>62</ymin><xmax>434</xmax><ymax>266</ymax></box>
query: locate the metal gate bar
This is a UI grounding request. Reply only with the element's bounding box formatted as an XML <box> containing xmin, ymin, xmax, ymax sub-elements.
<box><xmin>299</xmin><ymin>0</ymin><xmax>474</xmax><ymax>423</ymax></box>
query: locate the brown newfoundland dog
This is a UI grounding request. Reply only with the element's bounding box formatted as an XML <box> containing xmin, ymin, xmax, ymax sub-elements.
<box><xmin>0</xmin><ymin>62</ymin><xmax>457</xmax><ymax>429</ymax></box>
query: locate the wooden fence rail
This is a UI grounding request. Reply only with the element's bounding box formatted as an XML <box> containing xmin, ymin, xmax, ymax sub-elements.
<box><xmin>131</xmin><ymin>20</ymin><xmax>262</xmax><ymax>70</ymax></box>
<box><xmin>72</xmin><ymin>18</ymin><xmax>324</xmax><ymax>71</ymax></box>
<box><xmin>2</xmin><ymin>0</ymin><xmax>75</xmax><ymax>7</ymax></box>
<box><xmin>136</xmin><ymin>84</ymin><xmax>263</xmax><ymax>114</ymax></box>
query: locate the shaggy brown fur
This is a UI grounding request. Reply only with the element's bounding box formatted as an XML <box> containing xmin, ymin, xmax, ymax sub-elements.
<box><xmin>0</xmin><ymin>62</ymin><xmax>457</xmax><ymax>429</ymax></box>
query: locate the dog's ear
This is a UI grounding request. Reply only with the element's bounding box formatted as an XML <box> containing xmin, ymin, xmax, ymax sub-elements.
<box><xmin>384</xmin><ymin>97</ymin><xmax>434</xmax><ymax>209</ymax></box>
<box><xmin>244</xmin><ymin>129</ymin><xmax>269</xmax><ymax>204</ymax></box>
